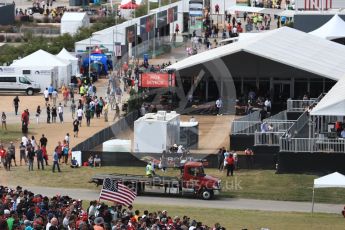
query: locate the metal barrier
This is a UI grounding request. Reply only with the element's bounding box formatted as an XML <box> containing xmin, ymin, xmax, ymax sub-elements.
<box><xmin>264</xmin><ymin>110</ymin><xmax>288</xmax><ymax>121</ymax></box>
<box><xmin>284</xmin><ymin>110</ymin><xmax>309</xmax><ymax>138</ymax></box>
<box><xmin>72</xmin><ymin>111</ymin><xmax>139</xmax><ymax>151</ymax></box>
<box><xmin>280</xmin><ymin>138</ymin><xmax>345</xmax><ymax>153</ymax></box>
<box><xmin>231</xmin><ymin>110</ymin><xmax>261</xmax><ymax>134</ymax></box>
<box><xmin>287</xmin><ymin>99</ymin><xmax>315</xmax><ymax>112</ymax></box>
<box><xmin>255</xmin><ymin>131</ymin><xmax>286</xmax><ymax>146</ymax></box>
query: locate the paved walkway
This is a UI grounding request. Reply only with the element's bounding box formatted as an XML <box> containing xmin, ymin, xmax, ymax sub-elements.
<box><xmin>19</xmin><ymin>185</ymin><xmax>343</xmax><ymax>214</ymax></box>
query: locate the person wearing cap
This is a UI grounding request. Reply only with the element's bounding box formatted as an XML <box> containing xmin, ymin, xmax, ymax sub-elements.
<box><xmin>93</xmin><ymin>217</ymin><xmax>105</xmax><ymax>230</ymax></box>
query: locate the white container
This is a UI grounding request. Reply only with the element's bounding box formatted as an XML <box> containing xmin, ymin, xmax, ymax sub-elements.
<box><xmin>134</xmin><ymin>111</ymin><xmax>180</xmax><ymax>153</ymax></box>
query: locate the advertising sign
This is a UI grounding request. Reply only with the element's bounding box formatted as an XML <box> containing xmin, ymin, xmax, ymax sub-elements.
<box><xmin>140</xmin><ymin>14</ymin><xmax>156</xmax><ymax>41</ymax></box>
<box><xmin>157</xmin><ymin>10</ymin><xmax>167</xmax><ymax>28</ymax></box>
<box><xmin>140</xmin><ymin>72</ymin><xmax>175</xmax><ymax>88</ymax></box>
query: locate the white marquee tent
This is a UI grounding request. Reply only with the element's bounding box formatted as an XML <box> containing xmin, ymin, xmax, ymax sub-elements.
<box><xmin>310</xmin><ymin>78</ymin><xmax>345</xmax><ymax>116</ymax></box>
<box><xmin>56</xmin><ymin>48</ymin><xmax>79</xmax><ymax>76</ymax></box>
<box><xmin>11</xmin><ymin>49</ymin><xmax>72</xmax><ymax>87</ymax></box>
<box><xmin>312</xmin><ymin>172</ymin><xmax>345</xmax><ymax>212</ymax></box>
<box><xmin>167</xmin><ymin>27</ymin><xmax>345</xmax><ymax>81</ymax></box>
<box><xmin>309</xmin><ymin>14</ymin><xmax>345</xmax><ymax>40</ymax></box>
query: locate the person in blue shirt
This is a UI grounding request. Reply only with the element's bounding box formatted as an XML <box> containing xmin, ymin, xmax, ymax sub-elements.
<box><xmin>48</xmin><ymin>85</ymin><xmax>54</xmax><ymax>101</ymax></box>
<box><xmin>52</xmin><ymin>147</ymin><xmax>61</xmax><ymax>173</ymax></box>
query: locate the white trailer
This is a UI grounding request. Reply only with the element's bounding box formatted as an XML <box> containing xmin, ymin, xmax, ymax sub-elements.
<box><xmin>134</xmin><ymin>111</ymin><xmax>180</xmax><ymax>153</ymax></box>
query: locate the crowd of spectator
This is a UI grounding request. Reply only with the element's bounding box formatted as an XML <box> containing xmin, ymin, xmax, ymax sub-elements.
<box><xmin>0</xmin><ymin>186</ymin><xmax>225</xmax><ymax>230</ymax></box>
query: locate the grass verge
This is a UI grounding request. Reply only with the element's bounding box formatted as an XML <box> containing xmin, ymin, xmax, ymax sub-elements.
<box><xmin>2</xmin><ymin>166</ymin><xmax>345</xmax><ymax>204</ymax></box>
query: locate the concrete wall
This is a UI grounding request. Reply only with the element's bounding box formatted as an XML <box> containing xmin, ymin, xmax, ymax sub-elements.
<box><xmin>0</xmin><ymin>4</ymin><xmax>15</xmax><ymax>25</ymax></box>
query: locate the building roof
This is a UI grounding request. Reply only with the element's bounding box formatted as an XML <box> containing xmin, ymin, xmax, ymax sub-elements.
<box><xmin>61</xmin><ymin>12</ymin><xmax>88</xmax><ymax>21</ymax></box>
<box><xmin>167</xmin><ymin>27</ymin><xmax>345</xmax><ymax>81</ymax></box>
<box><xmin>309</xmin><ymin>14</ymin><xmax>345</xmax><ymax>40</ymax></box>
<box><xmin>56</xmin><ymin>48</ymin><xmax>78</xmax><ymax>61</ymax></box>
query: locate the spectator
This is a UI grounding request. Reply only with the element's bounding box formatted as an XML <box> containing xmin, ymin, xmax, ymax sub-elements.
<box><xmin>13</xmin><ymin>96</ymin><xmax>20</xmax><ymax>115</ymax></box>
<box><xmin>94</xmin><ymin>155</ymin><xmax>101</xmax><ymax>167</ymax></box>
<box><xmin>71</xmin><ymin>157</ymin><xmax>79</xmax><ymax>168</ymax></box>
<box><xmin>1</xmin><ymin>112</ymin><xmax>7</xmax><ymax>130</ymax></box>
<box><xmin>52</xmin><ymin>147</ymin><xmax>61</xmax><ymax>173</ymax></box>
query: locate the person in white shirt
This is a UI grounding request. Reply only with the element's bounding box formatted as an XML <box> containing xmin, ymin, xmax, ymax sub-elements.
<box><xmin>21</xmin><ymin>135</ymin><xmax>28</xmax><ymax>147</ymax></box>
<box><xmin>65</xmin><ymin>133</ymin><xmax>70</xmax><ymax>146</ymax></box>
<box><xmin>52</xmin><ymin>89</ymin><xmax>58</xmax><ymax>106</ymax></box>
<box><xmin>77</xmin><ymin>108</ymin><xmax>83</xmax><ymax>127</ymax></box>
<box><xmin>216</xmin><ymin>98</ymin><xmax>222</xmax><ymax>115</ymax></box>
<box><xmin>189</xmin><ymin>116</ymin><xmax>196</xmax><ymax>122</ymax></box>
<box><xmin>264</xmin><ymin>98</ymin><xmax>271</xmax><ymax>113</ymax></box>
<box><xmin>58</xmin><ymin>103</ymin><xmax>64</xmax><ymax>123</ymax></box>
<box><xmin>43</xmin><ymin>88</ymin><xmax>49</xmax><ymax>106</ymax></box>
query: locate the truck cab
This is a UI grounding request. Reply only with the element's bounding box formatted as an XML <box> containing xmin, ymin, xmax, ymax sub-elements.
<box><xmin>181</xmin><ymin>162</ymin><xmax>221</xmax><ymax>200</ymax></box>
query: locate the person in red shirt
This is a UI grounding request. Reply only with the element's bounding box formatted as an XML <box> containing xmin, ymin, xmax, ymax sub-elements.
<box><xmin>0</xmin><ymin>145</ymin><xmax>6</xmax><ymax>168</ymax></box>
<box><xmin>226</xmin><ymin>154</ymin><xmax>235</xmax><ymax>176</ymax></box>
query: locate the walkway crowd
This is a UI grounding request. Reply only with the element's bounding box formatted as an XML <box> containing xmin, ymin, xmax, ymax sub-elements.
<box><xmin>0</xmin><ymin>186</ymin><xmax>225</xmax><ymax>230</ymax></box>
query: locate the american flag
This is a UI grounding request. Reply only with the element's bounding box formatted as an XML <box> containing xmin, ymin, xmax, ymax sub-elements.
<box><xmin>99</xmin><ymin>178</ymin><xmax>136</xmax><ymax>206</ymax></box>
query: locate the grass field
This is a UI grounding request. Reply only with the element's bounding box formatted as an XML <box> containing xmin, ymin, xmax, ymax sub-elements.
<box><xmin>93</xmin><ymin>203</ymin><xmax>345</xmax><ymax>230</ymax></box>
<box><xmin>3</xmin><ymin>166</ymin><xmax>345</xmax><ymax>204</ymax></box>
<box><xmin>0</xmin><ymin>124</ymin><xmax>24</xmax><ymax>143</ymax></box>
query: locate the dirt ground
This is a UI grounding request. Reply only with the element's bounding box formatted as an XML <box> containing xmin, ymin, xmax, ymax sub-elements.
<box><xmin>0</xmin><ymin>79</ymin><xmax>127</xmax><ymax>159</ymax></box>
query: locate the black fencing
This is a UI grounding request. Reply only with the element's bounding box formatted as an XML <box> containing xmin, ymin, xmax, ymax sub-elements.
<box><xmin>72</xmin><ymin>111</ymin><xmax>139</xmax><ymax>152</ymax></box>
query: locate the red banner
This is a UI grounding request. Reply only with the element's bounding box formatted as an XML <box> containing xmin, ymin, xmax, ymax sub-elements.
<box><xmin>141</xmin><ymin>73</ymin><xmax>175</xmax><ymax>88</ymax></box>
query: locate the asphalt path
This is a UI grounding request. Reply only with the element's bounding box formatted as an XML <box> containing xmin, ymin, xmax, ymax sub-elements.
<box><xmin>14</xmin><ymin>185</ymin><xmax>343</xmax><ymax>214</ymax></box>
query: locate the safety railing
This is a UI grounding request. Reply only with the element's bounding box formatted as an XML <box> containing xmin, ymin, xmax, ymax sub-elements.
<box><xmin>264</xmin><ymin>110</ymin><xmax>288</xmax><ymax>121</ymax></box>
<box><xmin>280</xmin><ymin>137</ymin><xmax>345</xmax><ymax>153</ymax></box>
<box><xmin>255</xmin><ymin>131</ymin><xmax>286</xmax><ymax>146</ymax></box>
<box><xmin>287</xmin><ymin>99</ymin><xmax>315</xmax><ymax>112</ymax></box>
<box><xmin>231</xmin><ymin>110</ymin><xmax>261</xmax><ymax>134</ymax></box>
<box><xmin>283</xmin><ymin>110</ymin><xmax>309</xmax><ymax>138</ymax></box>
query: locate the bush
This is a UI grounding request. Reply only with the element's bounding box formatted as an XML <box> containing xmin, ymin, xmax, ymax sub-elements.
<box><xmin>5</xmin><ymin>36</ymin><xmax>13</xmax><ymax>42</ymax></box>
<box><xmin>35</xmin><ymin>19</ymin><xmax>42</xmax><ymax>23</ymax></box>
<box><xmin>0</xmin><ymin>35</ymin><xmax>5</xmax><ymax>42</ymax></box>
<box><xmin>14</xmin><ymin>37</ymin><xmax>22</xmax><ymax>43</ymax></box>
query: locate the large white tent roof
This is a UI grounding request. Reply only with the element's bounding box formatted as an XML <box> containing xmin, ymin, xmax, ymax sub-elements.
<box><xmin>310</xmin><ymin>78</ymin><xmax>345</xmax><ymax>116</ymax></box>
<box><xmin>309</xmin><ymin>14</ymin><xmax>345</xmax><ymax>40</ymax></box>
<box><xmin>314</xmin><ymin>172</ymin><xmax>345</xmax><ymax>188</ymax></box>
<box><xmin>75</xmin><ymin>32</ymin><xmax>126</xmax><ymax>46</ymax></box>
<box><xmin>11</xmin><ymin>49</ymin><xmax>70</xmax><ymax>67</ymax></box>
<box><xmin>56</xmin><ymin>48</ymin><xmax>78</xmax><ymax>61</ymax></box>
<box><xmin>167</xmin><ymin>27</ymin><xmax>345</xmax><ymax>81</ymax></box>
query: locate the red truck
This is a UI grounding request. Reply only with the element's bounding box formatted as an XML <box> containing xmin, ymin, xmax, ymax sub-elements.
<box><xmin>90</xmin><ymin>162</ymin><xmax>221</xmax><ymax>200</ymax></box>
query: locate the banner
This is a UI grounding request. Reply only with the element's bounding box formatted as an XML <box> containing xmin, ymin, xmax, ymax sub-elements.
<box><xmin>157</xmin><ymin>10</ymin><xmax>167</xmax><ymax>28</ymax></box>
<box><xmin>140</xmin><ymin>14</ymin><xmax>156</xmax><ymax>41</ymax></box>
<box><xmin>115</xmin><ymin>43</ymin><xmax>122</xmax><ymax>56</ymax></box>
<box><xmin>140</xmin><ymin>72</ymin><xmax>175</xmax><ymax>88</ymax></box>
<box><xmin>126</xmin><ymin>25</ymin><xmax>136</xmax><ymax>45</ymax></box>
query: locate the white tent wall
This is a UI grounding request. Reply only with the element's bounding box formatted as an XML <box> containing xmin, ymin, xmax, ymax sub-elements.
<box><xmin>11</xmin><ymin>50</ymin><xmax>72</xmax><ymax>88</ymax></box>
<box><xmin>61</xmin><ymin>12</ymin><xmax>90</xmax><ymax>35</ymax></box>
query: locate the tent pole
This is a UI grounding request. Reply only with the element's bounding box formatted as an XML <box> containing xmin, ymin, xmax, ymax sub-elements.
<box><xmin>311</xmin><ymin>186</ymin><xmax>315</xmax><ymax>214</ymax></box>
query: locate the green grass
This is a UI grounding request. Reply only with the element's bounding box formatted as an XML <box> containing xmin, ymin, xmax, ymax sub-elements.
<box><xmin>4</xmin><ymin>166</ymin><xmax>345</xmax><ymax>204</ymax></box>
<box><xmin>98</xmin><ymin>203</ymin><xmax>345</xmax><ymax>230</ymax></box>
<box><xmin>0</xmin><ymin>124</ymin><xmax>24</xmax><ymax>143</ymax></box>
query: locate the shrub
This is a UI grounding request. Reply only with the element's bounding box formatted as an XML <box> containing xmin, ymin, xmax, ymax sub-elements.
<box><xmin>14</xmin><ymin>37</ymin><xmax>22</xmax><ymax>42</ymax></box>
<box><xmin>43</xmin><ymin>17</ymin><xmax>50</xmax><ymax>23</ymax></box>
<box><xmin>0</xmin><ymin>35</ymin><xmax>5</xmax><ymax>42</ymax></box>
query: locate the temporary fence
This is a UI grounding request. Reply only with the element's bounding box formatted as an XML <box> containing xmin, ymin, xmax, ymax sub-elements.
<box><xmin>231</xmin><ymin>110</ymin><xmax>261</xmax><ymax>134</ymax></box>
<box><xmin>287</xmin><ymin>99</ymin><xmax>315</xmax><ymax>112</ymax></box>
<box><xmin>280</xmin><ymin>137</ymin><xmax>345</xmax><ymax>153</ymax></box>
<box><xmin>72</xmin><ymin>111</ymin><xmax>138</xmax><ymax>151</ymax></box>
<box><xmin>255</xmin><ymin>131</ymin><xmax>286</xmax><ymax>146</ymax></box>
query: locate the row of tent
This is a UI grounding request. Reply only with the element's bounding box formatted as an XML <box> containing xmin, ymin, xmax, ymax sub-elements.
<box><xmin>11</xmin><ymin>49</ymin><xmax>79</xmax><ymax>89</ymax></box>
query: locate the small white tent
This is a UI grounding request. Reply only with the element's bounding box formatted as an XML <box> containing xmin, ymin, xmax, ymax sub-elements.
<box><xmin>312</xmin><ymin>172</ymin><xmax>345</xmax><ymax>212</ymax></box>
<box><xmin>309</xmin><ymin>14</ymin><xmax>345</xmax><ymax>40</ymax></box>
<box><xmin>310</xmin><ymin>78</ymin><xmax>345</xmax><ymax>116</ymax></box>
<box><xmin>11</xmin><ymin>49</ymin><xmax>72</xmax><ymax>88</ymax></box>
<box><xmin>61</xmin><ymin>12</ymin><xmax>90</xmax><ymax>35</ymax></box>
<box><xmin>56</xmin><ymin>48</ymin><xmax>79</xmax><ymax>76</ymax></box>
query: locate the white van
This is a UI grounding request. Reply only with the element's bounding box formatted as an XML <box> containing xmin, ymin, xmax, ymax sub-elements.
<box><xmin>0</xmin><ymin>75</ymin><xmax>41</xmax><ymax>95</ymax></box>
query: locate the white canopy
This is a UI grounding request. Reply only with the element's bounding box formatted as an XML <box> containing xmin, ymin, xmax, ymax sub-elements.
<box><xmin>309</xmin><ymin>14</ymin><xmax>345</xmax><ymax>40</ymax></box>
<box><xmin>56</xmin><ymin>48</ymin><xmax>79</xmax><ymax>76</ymax></box>
<box><xmin>312</xmin><ymin>172</ymin><xmax>345</xmax><ymax>213</ymax></box>
<box><xmin>75</xmin><ymin>32</ymin><xmax>126</xmax><ymax>53</ymax></box>
<box><xmin>314</xmin><ymin>172</ymin><xmax>345</xmax><ymax>188</ymax></box>
<box><xmin>11</xmin><ymin>49</ymin><xmax>72</xmax><ymax>87</ymax></box>
<box><xmin>167</xmin><ymin>27</ymin><xmax>345</xmax><ymax>81</ymax></box>
<box><xmin>310</xmin><ymin>79</ymin><xmax>345</xmax><ymax>116</ymax></box>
